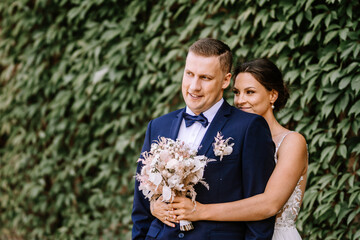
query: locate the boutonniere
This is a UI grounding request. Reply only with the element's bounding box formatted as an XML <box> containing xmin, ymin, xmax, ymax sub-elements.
<box><xmin>213</xmin><ymin>132</ymin><xmax>234</xmax><ymax>161</ymax></box>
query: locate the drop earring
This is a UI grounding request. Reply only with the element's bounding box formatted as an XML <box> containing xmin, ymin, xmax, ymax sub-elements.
<box><xmin>271</xmin><ymin>104</ymin><xmax>275</xmax><ymax>110</ymax></box>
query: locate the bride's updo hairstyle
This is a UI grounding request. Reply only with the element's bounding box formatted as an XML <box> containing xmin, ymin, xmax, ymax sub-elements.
<box><xmin>233</xmin><ymin>58</ymin><xmax>289</xmax><ymax>111</ymax></box>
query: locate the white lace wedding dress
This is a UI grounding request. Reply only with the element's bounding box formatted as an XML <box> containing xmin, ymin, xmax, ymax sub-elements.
<box><xmin>272</xmin><ymin>131</ymin><xmax>304</xmax><ymax>240</ymax></box>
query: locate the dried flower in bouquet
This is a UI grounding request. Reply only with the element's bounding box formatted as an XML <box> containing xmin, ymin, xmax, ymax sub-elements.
<box><xmin>213</xmin><ymin>132</ymin><xmax>234</xmax><ymax>161</ymax></box>
<box><xmin>136</xmin><ymin>137</ymin><xmax>212</xmax><ymax>231</ymax></box>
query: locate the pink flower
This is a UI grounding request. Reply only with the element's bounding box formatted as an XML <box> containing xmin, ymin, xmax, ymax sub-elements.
<box><xmin>213</xmin><ymin>132</ymin><xmax>234</xmax><ymax>161</ymax></box>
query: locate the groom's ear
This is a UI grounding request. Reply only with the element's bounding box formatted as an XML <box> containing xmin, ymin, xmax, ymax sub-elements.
<box><xmin>222</xmin><ymin>73</ymin><xmax>232</xmax><ymax>89</ymax></box>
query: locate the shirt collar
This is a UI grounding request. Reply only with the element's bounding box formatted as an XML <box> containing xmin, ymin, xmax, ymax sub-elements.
<box><xmin>185</xmin><ymin>98</ymin><xmax>224</xmax><ymax>124</ymax></box>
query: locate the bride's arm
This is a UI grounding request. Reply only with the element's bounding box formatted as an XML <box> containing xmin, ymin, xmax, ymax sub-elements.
<box><xmin>168</xmin><ymin>132</ymin><xmax>308</xmax><ymax>222</ymax></box>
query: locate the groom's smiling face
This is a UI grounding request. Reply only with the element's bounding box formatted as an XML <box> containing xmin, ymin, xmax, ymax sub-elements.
<box><xmin>182</xmin><ymin>52</ymin><xmax>230</xmax><ymax>115</ymax></box>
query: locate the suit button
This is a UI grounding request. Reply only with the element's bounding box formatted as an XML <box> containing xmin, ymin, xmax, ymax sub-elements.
<box><xmin>178</xmin><ymin>232</ymin><xmax>185</xmax><ymax>238</ymax></box>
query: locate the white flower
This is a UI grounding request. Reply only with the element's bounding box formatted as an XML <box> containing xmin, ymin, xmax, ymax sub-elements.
<box><xmin>159</xmin><ymin>150</ymin><xmax>171</xmax><ymax>162</ymax></box>
<box><xmin>213</xmin><ymin>132</ymin><xmax>234</xmax><ymax>161</ymax></box>
<box><xmin>192</xmin><ymin>157</ymin><xmax>206</xmax><ymax>172</ymax></box>
<box><xmin>195</xmin><ymin>168</ymin><xmax>204</xmax><ymax>179</ymax></box>
<box><xmin>149</xmin><ymin>172</ymin><xmax>162</xmax><ymax>186</ymax></box>
<box><xmin>188</xmin><ymin>174</ymin><xmax>200</xmax><ymax>184</ymax></box>
<box><xmin>214</xmin><ymin>149</ymin><xmax>222</xmax><ymax>156</ymax></box>
<box><xmin>162</xmin><ymin>185</ymin><xmax>172</xmax><ymax>201</ymax></box>
<box><xmin>168</xmin><ymin>175</ymin><xmax>181</xmax><ymax>188</ymax></box>
<box><xmin>150</xmin><ymin>143</ymin><xmax>158</xmax><ymax>150</ymax></box>
<box><xmin>166</xmin><ymin>158</ymin><xmax>178</xmax><ymax>169</ymax></box>
<box><xmin>223</xmin><ymin>146</ymin><xmax>233</xmax><ymax>155</ymax></box>
<box><xmin>150</xmin><ymin>157</ymin><xmax>158</xmax><ymax>168</ymax></box>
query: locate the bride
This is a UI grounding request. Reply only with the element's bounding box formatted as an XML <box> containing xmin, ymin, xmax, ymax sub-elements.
<box><xmin>151</xmin><ymin>58</ymin><xmax>308</xmax><ymax>239</ymax></box>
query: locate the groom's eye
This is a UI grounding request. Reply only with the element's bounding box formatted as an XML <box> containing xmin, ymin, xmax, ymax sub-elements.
<box><xmin>201</xmin><ymin>75</ymin><xmax>213</xmax><ymax>80</ymax></box>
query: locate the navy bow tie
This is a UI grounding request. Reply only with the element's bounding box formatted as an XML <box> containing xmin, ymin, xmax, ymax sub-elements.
<box><xmin>182</xmin><ymin>112</ymin><xmax>209</xmax><ymax>128</ymax></box>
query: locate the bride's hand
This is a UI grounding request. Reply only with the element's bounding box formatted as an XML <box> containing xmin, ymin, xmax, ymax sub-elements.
<box><xmin>150</xmin><ymin>197</ymin><xmax>177</xmax><ymax>227</ymax></box>
<box><xmin>168</xmin><ymin>196</ymin><xmax>204</xmax><ymax>222</ymax></box>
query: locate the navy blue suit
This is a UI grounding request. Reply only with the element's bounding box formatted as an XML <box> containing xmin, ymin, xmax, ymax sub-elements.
<box><xmin>132</xmin><ymin>100</ymin><xmax>275</xmax><ymax>240</ymax></box>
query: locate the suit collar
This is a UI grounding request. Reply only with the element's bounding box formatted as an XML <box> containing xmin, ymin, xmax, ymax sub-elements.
<box><xmin>169</xmin><ymin>100</ymin><xmax>232</xmax><ymax>155</ymax></box>
<box><xmin>197</xmin><ymin>100</ymin><xmax>232</xmax><ymax>156</ymax></box>
<box><xmin>169</xmin><ymin>108</ymin><xmax>186</xmax><ymax>140</ymax></box>
<box><xmin>185</xmin><ymin>98</ymin><xmax>224</xmax><ymax>124</ymax></box>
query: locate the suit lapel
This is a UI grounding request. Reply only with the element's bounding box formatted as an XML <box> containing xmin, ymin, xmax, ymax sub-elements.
<box><xmin>169</xmin><ymin>108</ymin><xmax>185</xmax><ymax>140</ymax></box>
<box><xmin>197</xmin><ymin>100</ymin><xmax>232</xmax><ymax>156</ymax></box>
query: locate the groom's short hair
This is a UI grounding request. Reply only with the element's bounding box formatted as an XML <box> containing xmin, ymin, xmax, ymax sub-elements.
<box><xmin>189</xmin><ymin>38</ymin><xmax>232</xmax><ymax>74</ymax></box>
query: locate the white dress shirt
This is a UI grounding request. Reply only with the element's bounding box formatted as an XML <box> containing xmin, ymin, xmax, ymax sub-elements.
<box><xmin>177</xmin><ymin>98</ymin><xmax>224</xmax><ymax>150</ymax></box>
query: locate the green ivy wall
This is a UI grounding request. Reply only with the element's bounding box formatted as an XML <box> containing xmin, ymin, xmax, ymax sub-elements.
<box><xmin>0</xmin><ymin>0</ymin><xmax>359</xmax><ymax>239</ymax></box>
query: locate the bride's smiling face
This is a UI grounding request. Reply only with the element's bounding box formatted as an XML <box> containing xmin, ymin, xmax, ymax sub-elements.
<box><xmin>233</xmin><ymin>72</ymin><xmax>276</xmax><ymax>116</ymax></box>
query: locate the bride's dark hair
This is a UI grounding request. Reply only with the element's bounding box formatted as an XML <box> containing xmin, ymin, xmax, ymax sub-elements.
<box><xmin>233</xmin><ymin>58</ymin><xmax>289</xmax><ymax>110</ymax></box>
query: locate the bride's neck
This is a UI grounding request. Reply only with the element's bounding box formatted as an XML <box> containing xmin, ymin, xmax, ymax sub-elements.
<box><xmin>263</xmin><ymin>112</ymin><xmax>285</xmax><ymax>139</ymax></box>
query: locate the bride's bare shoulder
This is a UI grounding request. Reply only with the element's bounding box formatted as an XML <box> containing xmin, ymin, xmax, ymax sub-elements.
<box><xmin>279</xmin><ymin>131</ymin><xmax>307</xmax><ymax>155</ymax></box>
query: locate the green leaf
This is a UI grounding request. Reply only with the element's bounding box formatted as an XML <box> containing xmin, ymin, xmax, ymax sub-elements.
<box><xmin>334</xmin><ymin>204</ymin><xmax>341</xmax><ymax>216</ymax></box>
<box><xmin>137</xmin><ymin>74</ymin><xmax>152</xmax><ymax>91</ymax></box>
<box><xmin>354</xmin><ymin>230</ymin><xmax>360</xmax><ymax>240</ymax></box>
<box><xmin>348</xmin><ymin>191</ymin><xmax>359</xmax><ymax>206</ymax></box>
<box><xmin>268</xmin><ymin>41</ymin><xmax>287</xmax><ymax>56</ymax></box>
<box><xmin>338</xmin><ymin>76</ymin><xmax>351</xmax><ymax>89</ymax></box>
<box><xmin>320</xmin><ymin>145</ymin><xmax>337</xmax><ymax>163</ymax></box>
<box><xmin>334</xmin><ymin>93</ymin><xmax>349</xmax><ymax>116</ymax></box>
<box><xmin>340</xmin><ymin>42</ymin><xmax>355</xmax><ymax>59</ymax></box>
<box><xmin>319</xmin><ymin>51</ymin><xmax>334</xmax><ymax>66</ymax></box>
<box><xmin>301</xmin><ymin>31</ymin><xmax>316</xmax><ymax>46</ymax></box>
<box><xmin>348</xmin><ymin>175</ymin><xmax>355</xmax><ymax>188</ymax></box>
<box><xmin>347</xmin><ymin>209</ymin><xmax>358</xmax><ymax>225</ymax></box>
<box><xmin>221</xmin><ymin>18</ymin><xmax>235</xmax><ymax>35</ymax></box>
<box><xmin>338</xmin><ymin>173</ymin><xmax>351</xmax><ymax>188</ymax></box>
<box><xmin>295</xmin><ymin>12</ymin><xmax>303</xmax><ymax>26</ymax></box>
<box><xmin>339</xmin><ymin>28</ymin><xmax>349</xmax><ymax>40</ymax></box>
<box><xmin>329</xmin><ymin>69</ymin><xmax>342</xmax><ymax>84</ymax></box>
<box><xmin>237</xmin><ymin>8</ymin><xmax>254</xmax><ymax>24</ymax></box>
<box><xmin>324</xmin><ymin>91</ymin><xmax>341</xmax><ymax>106</ymax></box>
<box><xmin>310</xmin><ymin>13</ymin><xmax>326</xmax><ymax>30</ymax></box>
<box><xmin>324</xmin><ymin>30</ymin><xmax>338</xmax><ymax>44</ymax></box>
<box><xmin>337</xmin><ymin>145</ymin><xmax>347</xmax><ymax>158</ymax></box>
<box><xmin>351</xmin><ymin>74</ymin><xmax>360</xmax><ymax>94</ymax></box>
<box><xmin>284</xmin><ymin>70</ymin><xmax>300</xmax><ymax>84</ymax></box>
<box><xmin>266</xmin><ymin>21</ymin><xmax>286</xmax><ymax>38</ymax></box>
<box><xmin>200</xmin><ymin>26</ymin><xmax>214</xmax><ymax>38</ymax></box>
<box><xmin>305</xmin><ymin>0</ymin><xmax>315</xmax><ymax>11</ymax></box>
<box><xmin>349</xmin><ymin>100</ymin><xmax>360</xmax><ymax>117</ymax></box>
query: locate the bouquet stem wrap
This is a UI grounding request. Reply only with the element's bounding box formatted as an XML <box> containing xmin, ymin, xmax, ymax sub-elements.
<box><xmin>180</xmin><ymin>220</ymin><xmax>194</xmax><ymax>231</ymax></box>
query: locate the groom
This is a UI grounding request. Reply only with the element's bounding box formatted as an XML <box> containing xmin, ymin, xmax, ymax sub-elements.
<box><xmin>132</xmin><ymin>38</ymin><xmax>275</xmax><ymax>239</ymax></box>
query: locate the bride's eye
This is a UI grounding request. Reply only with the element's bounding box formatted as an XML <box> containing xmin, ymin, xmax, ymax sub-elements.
<box><xmin>232</xmin><ymin>89</ymin><xmax>239</xmax><ymax>95</ymax></box>
<box><xmin>246</xmin><ymin>90</ymin><xmax>255</xmax><ymax>94</ymax></box>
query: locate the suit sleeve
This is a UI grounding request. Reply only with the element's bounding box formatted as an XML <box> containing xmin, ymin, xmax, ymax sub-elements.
<box><xmin>132</xmin><ymin>121</ymin><xmax>155</xmax><ymax>240</ymax></box>
<box><xmin>242</xmin><ymin>115</ymin><xmax>276</xmax><ymax>239</ymax></box>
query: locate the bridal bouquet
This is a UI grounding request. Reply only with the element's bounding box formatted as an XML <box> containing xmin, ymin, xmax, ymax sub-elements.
<box><xmin>136</xmin><ymin>137</ymin><xmax>212</xmax><ymax>231</ymax></box>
